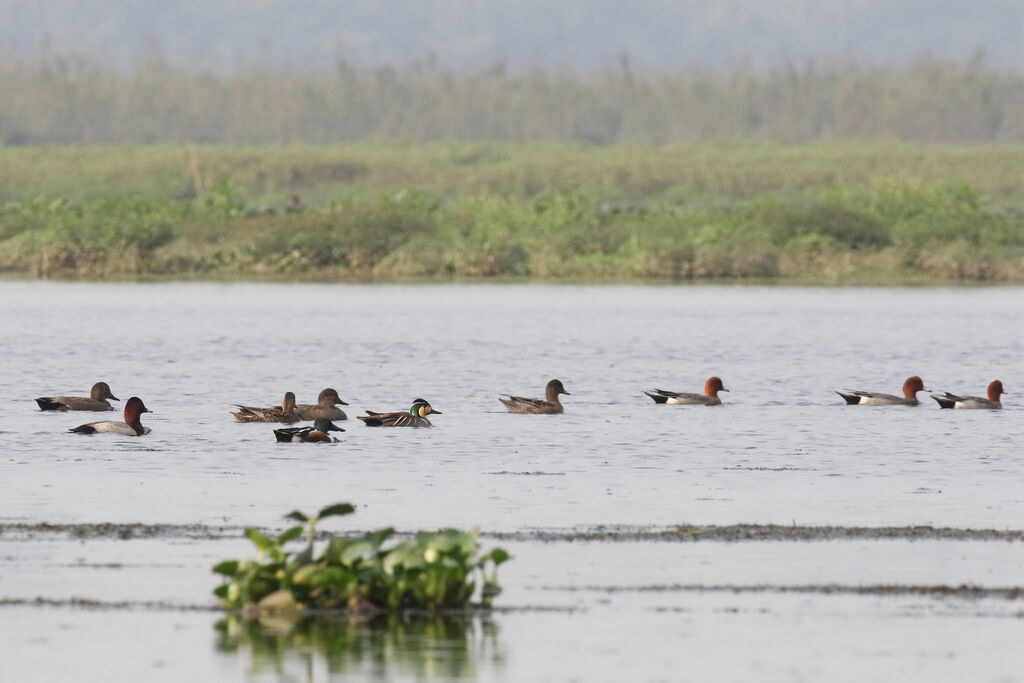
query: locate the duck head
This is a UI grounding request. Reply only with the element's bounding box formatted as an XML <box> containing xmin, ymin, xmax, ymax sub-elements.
<box><xmin>318</xmin><ymin>388</ymin><xmax>349</xmax><ymax>407</ymax></box>
<box><xmin>92</xmin><ymin>382</ymin><xmax>119</xmax><ymax>401</ymax></box>
<box><xmin>902</xmin><ymin>376</ymin><xmax>927</xmax><ymax>399</ymax></box>
<box><xmin>313</xmin><ymin>418</ymin><xmax>344</xmax><ymax>433</ymax></box>
<box><xmin>988</xmin><ymin>380</ymin><xmax>1006</xmax><ymax>402</ymax></box>
<box><xmin>410</xmin><ymin>399</ymin><xmax>440</xmax><ymax>417</ymax></box>
<box><xmin>123</xmin><ymin>397</ymin><xmax>151</xmax><ymax>425</ymax></box>
<box><xmin>545</xmin><ymin>379</ymin><xmax>570</xmax><ymax>402</ymax></box>
<box><xmin>705</xmin><ymin>376</ymin><xmax>728</xmax><ymax>397</ymax></box>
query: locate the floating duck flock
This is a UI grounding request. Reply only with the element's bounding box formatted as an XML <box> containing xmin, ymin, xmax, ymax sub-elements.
<box><xmin>33</xmin><ymin>375</ymin><xmax>1009</xmax><ymax>441</ymax></box>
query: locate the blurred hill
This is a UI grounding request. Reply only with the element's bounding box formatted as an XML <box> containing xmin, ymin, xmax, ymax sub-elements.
<box><xmin>2</xmin><ymin>0</ymin><xmax>1022</xmax><ymax>72</ymax></box>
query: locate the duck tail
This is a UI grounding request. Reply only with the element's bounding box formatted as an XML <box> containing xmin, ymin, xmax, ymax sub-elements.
<box><xmin>36</xmin><ymin>397</ymin><xmax>63</xmax><ymax>411</ymax></box>
<box><xmin>836</xmin><ymin>391</ymin><xmax>860</xmax><ymax>405</ymax></box>
<box><xmin>644</xmin><ymin>391</ymin><xmax>668</xmax><ymax>404</ymax></box>
<box><xmin>69</xmin><ymin>424</ymin><xmax>96</xmax><ymax>434</ymax></box>
<box><xmin>930</xmin><ymin>394</ymin><xmax>956</xmax><ymax>409</ymax></box>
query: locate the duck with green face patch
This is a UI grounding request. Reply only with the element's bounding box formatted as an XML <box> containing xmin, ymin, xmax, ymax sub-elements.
<box><xmin>357</xmin><ymin>398</ymin><xmax>441</xmax><ymax>427</ymax></box>
<box><xmin>273</xmin><ymin>418</ymin><xmax>344</xmax><ymax>442</ymax></box>
<box><xmin>499</xmin><ymin>379</ymin><xmax>570</xmax><ymax>414</ymax></box>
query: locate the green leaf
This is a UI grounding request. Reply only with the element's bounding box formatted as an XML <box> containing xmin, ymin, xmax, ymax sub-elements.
<box><xmin>487</xmin><ymin>548</ymin><xmax>511</xmax><ymax>566</ymax></box>
<box><xmin>244</xmin><ymin>528</ymin><xmax>275</xmax><ymax>554</ymax></box>
<box><xmin>213</xmin><ymin>584</ymin><xmax>230</xmax><ymax>599</ymax></box>
<box><xmin>212</xmin><ymin>560</ymin><xmax>239</xmax><ymax>576</ymax></box>
<box><xmin>482</xmin><ymin>582</ymin><xmax>502</xmax><ymax>600</ymax></box>
<box><xmin>317</xmin><ymin>503</ymin><xmax>356</xmax><ymax>520</ymax></box>
<box><xmin>283</xmin><ymin>510</ymin><xmax>309</xmax><ymax>523</ymax></box>
<box><xmin>277</xmin><ymin>526</ymin><xmax>304</xmax><ymax>545</ymax></box>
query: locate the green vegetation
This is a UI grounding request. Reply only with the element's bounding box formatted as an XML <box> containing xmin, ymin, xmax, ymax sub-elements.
<box><xmin>213</xmin><ymin>504</ymin><xmax>510</xmax><ymax>615</ymax></box>
<box><xmin>2</xmin><ymin>142</ymin><xmax>1024</xmax><ymax>282</ymax></box>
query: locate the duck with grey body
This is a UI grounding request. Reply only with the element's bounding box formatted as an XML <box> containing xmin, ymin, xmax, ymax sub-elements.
<box><xmin>645</xmin><ymin>377</ymin><xmax>729</xmax><ymax>406</ymax></box>
<box><xmin>931</xmin><ymin>380</ymin><xmax>1006</xmax><ymax>409</ymax></box>
<box><xmin>69</xmin><ymin>397</ymin><xmax>151</xmax><ymax>436</ymax></box>
<box><xmin>36</xmin><ymin>382</ymin><xmax>119</xmax><ymax>411</ymax></box>
<box><xmin>836</xmin><ymin>376</ymin><xmax>928</xmax><ymax>406</ymax></box>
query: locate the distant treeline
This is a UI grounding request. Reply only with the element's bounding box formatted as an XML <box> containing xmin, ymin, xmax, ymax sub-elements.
<box><xmin>2</xmin><ymin>58</ymin><xmax>1023</xmax><ymax>145</ymax></box>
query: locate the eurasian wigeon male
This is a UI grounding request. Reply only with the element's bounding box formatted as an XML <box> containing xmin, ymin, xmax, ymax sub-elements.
<box><xmin>69</xmin><ymin>397</ymin><xmax>151</xmax><ymax>435</ymax></box>
<box><xmin>233</xmin><ymin>392</ymin><xmax>301</xmax><ymax>423</ymax></box>
<box><xmin>274</xmin><ymin>418</ymin><xmax>344</xmax><ymax>442</ymax></box>
<box><xmin>294</xmin><ymin>388</ymin><xmax>349</xmax><ymax>421</ymax></box>
<box><xmin>645</xmin><ymin>377</ymin><xmax>729</xmax><ymax>406</ymax></box>
<box><xmin>36</xmin><ymin>382</ymin><xmax>118</xmax><ymax>411</ymax></box>
<box><xmin>837</xmin><ymin>376</ymin><xmax>928</xmax><ymax>406</ymax></box>
<box><xmin>499</xmin><ymin>379</ymin><xmax>570</xmax><ymax>414</ymax></box>
<box><xmin>931</xmin><ymin>380</ymin><xmax>1006</xmax><ymax>410</ymax></box>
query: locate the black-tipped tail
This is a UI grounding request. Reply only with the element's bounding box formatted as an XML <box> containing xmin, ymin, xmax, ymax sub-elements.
<box><xmin>836</xmin><ymin>391</ymin><xmax>860</xmax><ymax>405</ymax></box>
<box><xmin>644</xmin><ymin>391</ymin><xmax>668</xmax><ymax>404</ymax></box>
<box><xmin>69</xmin><ymin>424</ymin><xmax>96</xmax><ymax>434</ymax></box>
<box><xmin>36</xmin><ymin>397</ymin><xmax>63</xmax><ymax>411</ymax></box>
<box><xmin>931</xmin><ymin>394</ymin><xmax>956</xmax><ymax>409</ymax></box>
<box><xmin>357</xmin><ymin>415</ymin><xmax>383</xmax><ymax>427</ymax></box>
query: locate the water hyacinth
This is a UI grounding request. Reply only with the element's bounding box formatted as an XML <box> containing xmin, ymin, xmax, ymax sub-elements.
<box><xmin>213</xmin><ymin>503</ymin><xmax>510</xmax><ymax>615</ymax></box>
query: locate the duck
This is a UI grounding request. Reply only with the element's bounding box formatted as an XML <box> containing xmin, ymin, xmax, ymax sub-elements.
<box><xmin>357</xmin><ymin>399</ymin><xmax>441</xmax><ymax>427</ymax></box>
<box><xmin>836</xmin><ymin>376</ymin><xmax>927</xmax><ymax>406</ymax></box>
<box><xmin>232</xmin><ymin>392</ymin><xmax>301</xmax><ymax>423</ymax></box>
<box><xmin>644</xmin><ymin>377</ymin><xmax>728</xmax><ymax>406</ymax></box>
<box><xmin>69</xmin><ymin>396</ymin><xmax>151</xmax><ymax>435</ymax></box>
<box><xmin>931</xmin><ymin>380</ymin><xmax>1005</xmax><ymax>410</ymax></box>
<box><xmin>36</xmin><ymin>382</ymin><xmax>119</xmax><ymax>411</ymax></box>
<box><xmin>499</xmin><ymin>379</ymin><xmax>570</xmax><ymax>414</ymax></box>
<box><xmin>274</xmin><ymin>418</ymin><xmax>344</xmax><ymax>442</ymax></box>
<box><xmin>294</xmin><ymin>388</ymin><xmax>349</xmax><ymax>421</ymax></box>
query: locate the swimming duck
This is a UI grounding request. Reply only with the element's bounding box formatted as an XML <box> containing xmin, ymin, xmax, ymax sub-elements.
<box><xmin>69</xmin><ymin>396</ymin><xmax>151</xmax><ymax>435</ymax></box>
<box><xmin>931</xmin><ymin>380</ymin><xmax>1005</xmax><ymax>410</ymax></box>
<box><xmin>274</xmin><ymin>418</ymin><xmax>345</xmax><ymax>442</ymax></box>
<box><xmin>357</xmin><ymin>399</ymin><xmax>441</xmax><ymax>427</ymax></box>
<box><xmin>644</xmin><ymin>377</ymin><xmax>728</xmax><ymax>406</ymax></box>
<box><xmin>499</xmin><ymin>379</ymin><xmax>570</xmax><ymax>414</ymax></box>
<box><xmin>294</xmin><ymin>388</ymin><xmax>349</xmax><ymax>421</ymax></box>
<box><xmin>836</xmin><ymin>376</ymin><xmax>928</xmax><ymax>406</ymax></box>
<box><xmin>232</xmin><ymin>392</ymin><xmax>301</xmax><ymax>423</ymax></box>
<box><xmin>36</xmin><ymin>382</ymin><xmax>119</xmax><ymax>412</ymax></box>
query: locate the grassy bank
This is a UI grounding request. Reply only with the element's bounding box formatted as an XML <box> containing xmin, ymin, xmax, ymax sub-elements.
<box><xmin>2</xmin><ymin>142</ymin><xmax>1023</xmax><ymax>282</ymax></box>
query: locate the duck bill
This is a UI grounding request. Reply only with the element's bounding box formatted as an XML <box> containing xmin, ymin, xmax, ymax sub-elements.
<box><xmin>430</xmin><ymin>409</ymin><xmax>443</xmax><ymax>415</ymax></box>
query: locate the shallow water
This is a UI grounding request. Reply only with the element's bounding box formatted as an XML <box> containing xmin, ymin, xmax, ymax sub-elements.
<box><xmin>2</xmin><ymin>282</ymin><xmax>1023</xmax><ymax>680</ymax></box>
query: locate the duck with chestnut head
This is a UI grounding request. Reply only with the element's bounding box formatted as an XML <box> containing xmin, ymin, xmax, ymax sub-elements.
<box><xmin>69</xmin><ymin>397</ymin><xmax>151</xmax><ymax>435</ymax></box>
<box><xmin>931</xmin><ymin>380</ymin><xmax>1006</xmax><ymax>410</ymax></box>
<box><xmin>274</xmin><ymin>418</ymin><xmax>345</xmax><ymax>442</ymax></box>
<box><xmin>837</xmin><ymin>376</ymin><xmax>928</xmax><ymax>406</ymax></box>
<box><xmin>645</xmin><ymin>377</ymin><xmax>729</xmax><ymax>406</ymax></box>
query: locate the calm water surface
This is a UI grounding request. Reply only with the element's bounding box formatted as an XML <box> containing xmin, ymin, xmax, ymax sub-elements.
<box><xmin>2</xmin><ymin>283</ymin><xmax>1023</xmax><ymax>681</ymax></box>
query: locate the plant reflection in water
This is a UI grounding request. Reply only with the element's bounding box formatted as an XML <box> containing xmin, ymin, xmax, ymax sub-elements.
<box><xmin>215</xmin><ymin>612</ymin><xmax>505</xmax><ymax>680</ymax></box>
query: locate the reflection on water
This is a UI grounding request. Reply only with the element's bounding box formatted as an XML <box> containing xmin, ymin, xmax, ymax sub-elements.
<box><xmin>215</xmin><ymin>613</ymin><xmax>504</xmax><ymax>681</ymax></box>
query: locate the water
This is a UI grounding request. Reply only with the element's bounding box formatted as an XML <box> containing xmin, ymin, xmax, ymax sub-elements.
<box><xmin>2</xmin><ymin>282</ymin><xmax>1023</xmax><ymax>681</ymax></box>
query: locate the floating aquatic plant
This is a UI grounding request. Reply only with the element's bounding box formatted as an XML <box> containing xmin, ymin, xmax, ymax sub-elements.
<box><xmin>213</xmin><ymin>503</ymin><xmax>509</xmax><ymax>615</ymax></box>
